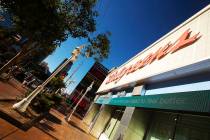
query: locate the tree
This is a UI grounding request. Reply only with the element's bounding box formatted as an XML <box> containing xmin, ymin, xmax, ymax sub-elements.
<box><xmin>0</xmin><ymin>0</ymin><xmax>111</xmax><ymax>73</ymax></box>
<box><xmin>47</xmin><ymin>77</ymin><xmax>66</xmax><ymax>92</ymax></box>
<box><xmin>20</xmin><ymin>44</ymin><xmax>57</xmax><ymax>69</ymax></box>
<box><xmin>25</xmin><ymin>63</ymin><xmax>50</xmax><ymax>81</ymax></box>
<box><xmin>86</xmin><ymin>32</ymin><xmax>111</xmax><ymax>61</ymax></box>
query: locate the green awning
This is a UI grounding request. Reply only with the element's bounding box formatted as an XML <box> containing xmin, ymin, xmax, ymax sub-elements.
<box><xmin>95</xmin><ymin>90</ymin><xmax>210</xmax><ymax>113</ymax></box>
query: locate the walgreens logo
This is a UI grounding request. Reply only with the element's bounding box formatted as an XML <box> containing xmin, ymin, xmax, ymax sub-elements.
<box><xmin>106</xmin><ymin>29</ymin><xmax>201</xmax><ymax>84</ymax></box>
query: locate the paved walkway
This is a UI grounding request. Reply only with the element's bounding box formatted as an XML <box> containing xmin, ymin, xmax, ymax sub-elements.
<box><xmin>0</xmin><ymin>81</ymin><xmax>53</xmax><ymax>140</ymax></box>
<box><xmin>0</xmin><ymin>80</ymin><xmax>96</xmax><ymax>140</ymax></box>
<box><xmin>0</xmin><ymin>108</ymin><xmax>96</xmax><ymax>140</ymax></box>
<box><xmin>0</xmin><ymin>117</ymin><xmax>53</xmax><ymax>140</ymax></box>
<box><xmin>37</xmin><ymin>109</ymin><xmax>96</xmax><ymax>140</ymax></box>
<box><xmin>0</xmin><ymin>80</ymin><xmax>25</xmax><ymax>100</ymax></box>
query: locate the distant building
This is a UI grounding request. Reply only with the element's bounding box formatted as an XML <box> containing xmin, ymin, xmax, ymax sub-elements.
<box><xmin>52</xmin><ymin>58</ymin><xmax>73</xmax><ymax>79</ymax></box>
<box><xmin>66</xmin><ymin>62</ymin><xmax>108</xmax><ymax>117</ymax></box>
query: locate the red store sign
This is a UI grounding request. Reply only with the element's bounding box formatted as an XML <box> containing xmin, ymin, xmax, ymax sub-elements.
<box><xmin>106</xmin><ymin>29</ymin><xmax>201</xmax><ymax>84</ymax></box>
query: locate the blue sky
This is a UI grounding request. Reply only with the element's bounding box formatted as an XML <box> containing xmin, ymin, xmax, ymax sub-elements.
<box><xmin>45</xmin><ymin>0</ymin><xmax>210</xmax><ymax>93</ymax></box>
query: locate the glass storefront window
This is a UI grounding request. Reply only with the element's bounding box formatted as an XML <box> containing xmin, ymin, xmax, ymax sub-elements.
<box><xmin>146</xmin><ymin>112</ymin><xmax>210</xmax><ymax>140</ymax></box>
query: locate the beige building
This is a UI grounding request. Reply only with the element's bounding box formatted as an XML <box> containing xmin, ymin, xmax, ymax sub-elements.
<box><xmin>83</xmin><ymin>5</ymin><xmax>210</xmax><ymax>140</ymax></box>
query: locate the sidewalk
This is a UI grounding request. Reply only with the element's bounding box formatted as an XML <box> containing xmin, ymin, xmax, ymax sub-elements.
<box><xmin>0</xmin><ymin>108</ymin><xmax>97</xmax><ymax>140</ymax></box>
<box><xmin>0</xmin><ymin>80</ymin><xmax>26</xmax><ymax>100</ymax></box>
<box><xmin>0</xmin><ymin>80</ymin><xmax>36</xmax><ymax>130</ymax></box>
<box><xmin>68</xmin><ymin>112</ymin><xmax>91</xmax><ymax>133</ymax></box>
<box><xmin>0</xmin><ymin>117</ymin><xmax>54</xmax><ymax>140</ymax></box>
<box><xmin>0</xmin><ymin>80</ymin><xmax>96</xmax><ymax>140</ymax></box>
<box><xmin>37</xmin><ymin>109</ymin><xmax>96</xmax><ymax>140</ymax></box>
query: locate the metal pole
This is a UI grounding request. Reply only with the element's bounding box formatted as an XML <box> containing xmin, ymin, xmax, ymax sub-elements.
<box><xmin>65</xmin><ymin>89</ymin><xmax>84</xmax><ymax>117</ymax></box>
<box><xmin>55</xmin><ymin>88</ymin><xmax>60</xmax><ymax>94</ymax></box>
<box><xmin>0</xmin><ymin>51</ymin><xmax>21</xmax><ymax>74</ymax></box>
<box><xmin>69</xmin><ymin>89</ymin><xmax>84</xmax><ymax>109</ymax></box>
<box><xmin>53</xmin><ymin>55</ymin><xmax>82</xmax><ymax>94</ymax></box>
<box><xmin>65</xmin><ymin>62</ymin><xmax>83</xmax><ymax>84</ymax></box>
<box><xmin>12</xmin><ymin>45</ymin><xmax>84</xmax><ymax>112</ymax></box>
<box><xmin>60</xmin><ymin>62</ymin><xmax>83</xmax><ymax>94</ymax></box>
<box><xmin>67</xmin><ymin>81</ymin><xmax>94</xmax><ymax>122</ymax></box>
<box><xmin>55</xmin><ymin>79</ymin><xmax>74</xmax><ymax>95</ymax></box>
<box><xmin>0</xmin><ymin>41</ymin><xmax>34</xmax><ymax>74</ymax></box>
<box><xmin>63</xmin><ymin>80</ymin><xmax>75</xmax><ymax>94</ymax></box>
<box><xmin>82</xmin><ymin>95</ymin><xmax>100</xmax><ymax>121</ymax></box>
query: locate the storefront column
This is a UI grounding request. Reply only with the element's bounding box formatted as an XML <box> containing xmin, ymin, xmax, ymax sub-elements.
<box><xmin>89</xmin><ymin>105</ymin><xmax>112</xmax><ymax>138</ymax></box>
<box><xmin>82</xmin><ymin>103</ymin><xmax>100</xmax><ymax>126</ymax></box>
<box><xmin>112</xmin><ymin>107</ymin><xmax>135</xmax><ymax>140</ymax></box>
<box><xmin>123</xmin><ymin>109</ymin><xmax>151</xmax><ymax>140</ymax></box>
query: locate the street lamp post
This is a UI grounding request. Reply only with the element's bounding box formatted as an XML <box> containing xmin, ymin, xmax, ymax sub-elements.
<box><xmin>55</xmin><ymin>79</ymin><xmax>75</xmax><ymax>94</ymax></box>
<box><xmin>69</xmin><ymin>89</ymin><xmax>84</xmax><ymax>109</ymax></box>
<box><xmin>55</xmin><ymin>61</ymin><xmax>83</xmax><ymax>95</ymax></box>
<box><xmin>0</xmin><ymin>36</ymin><xmax>28</xmax><ymax>75</ymax></box>
<box><xmin>12</xmin><ymin>45</ymin><xmax>84</xmax><ymax>113</ymax></box>
<box><xmin>66</xmin><ymin>81</ymin><xmax>94</xmax><ymax>122</ymax></box>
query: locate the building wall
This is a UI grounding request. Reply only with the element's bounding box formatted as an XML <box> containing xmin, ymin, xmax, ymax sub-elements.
<box><xmin>123</xmin><ymin>109</ymin><xmax>151</xmax><ymax>140</ymax></box>
<box><xmin>112</xmin><ymin>107</ymin><xmax>135</xmax><ymax>140</ymax></box>
<box><xmin>90</xmin><ymin>105</ymin><xmax>112</xmax><ymax>138</ymax></box>
<box><xmin>145</xmin><ymin>111</ymin><xmax>210</xmax><ymax>140</ymax></box>
<box><xmin>83</xmin><ymin>103</ymin><xmax>100</xmax><ymax>126</ymax></box>
<box><xmin>91</xmin><ymin>5</ymin><xmax>210</xmax><ymax>140</ymax></box>
<box><xmin>69</xmin><ymin>62</ymin><xmax>108</xmax><ymax>117</ymax></box>
<box><xmin>97</xmin><ymin>4</ymin><xmax>210</xmax><ymax>94</ymax></box>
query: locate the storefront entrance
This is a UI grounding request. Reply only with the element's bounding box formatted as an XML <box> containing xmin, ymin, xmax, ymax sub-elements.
<box><xmin>99</xmin><ymin>107</ymin><xmax>124</xmax><ymax>140</ymax></box>
<box><xmin>146</xmin><ymin>112</ymin><xmax>210</xmax><ymax>140</ymax></box>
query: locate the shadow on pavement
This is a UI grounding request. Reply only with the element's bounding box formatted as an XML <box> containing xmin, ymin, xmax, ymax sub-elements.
<box><xmin>45</xmin><ymin>113</ymin><xmax>62</xmax><ymax>124</ymax></box>
<box><xmin>37</xmin><ymin>121</ymin><xmax>55</xmax><ymax>132</ymax></box>
<box><xmin>36</xmin><ymin>112</ymin><xmax>62</xmax><ymax>132</ymax></box>
<box><xmin>35</xmin><ymin>113</ymin><xmax>62</xmax><ymax>140</ymax></box>
<box><xmin>69</xmin><ymin>121</ymin><xmax>86</xmax><ymax>133</ymax></box>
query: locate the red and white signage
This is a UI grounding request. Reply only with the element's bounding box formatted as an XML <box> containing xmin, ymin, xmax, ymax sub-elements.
<box><xmin>106</xmin><ymin>29</ymin><xmax>200</xmax><ymax>84</ymax></box>
<box><xmin>97</xmin><ymin>5</ymin><xmax>210</xmax><ymax>93</ymax></box>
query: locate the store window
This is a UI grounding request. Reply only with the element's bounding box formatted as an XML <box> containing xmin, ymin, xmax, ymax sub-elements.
<box><xmin>100</xmin><ymin>107</ymin><xmax>125</xmax><ymax>140</ymax></box>
<box><xmin>146</xmin><ymin>112</ymin><xmax>210</xmax><ymax>140</ymax></box>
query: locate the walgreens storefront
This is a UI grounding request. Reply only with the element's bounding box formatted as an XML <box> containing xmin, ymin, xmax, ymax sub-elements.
<box><xmin>83</xmin><ymin>5</ymin><xmax>210</xmax><ymax>140</ymax></box>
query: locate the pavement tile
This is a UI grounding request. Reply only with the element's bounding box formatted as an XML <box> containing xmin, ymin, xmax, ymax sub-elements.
<box><xmin>37</xmin><ymin>109</ymin><xmax>96</xmax><ymax>140</ymax></box>
<box><xmin>0</xmin><ymin>81</ymin><xmax>96</xmax><ymax>140</ymax></box>
<box><xmin>0</xmin><ymin>81</ymin><xmax>24</xmax><ymax>100</ymax></box>
<box><xmin>0</xmin><ymin>117</ymin><xmax>54</xmax><ymax>140</ymax></box>
<box><xmin>2</xmin><ymin>127</ymin><xmax>54</xmax><ymax>140</ymax></box>
<box><xmin>0</xmin><ymin>118</ymin><xmax>17</xmax><ymax>139</ymax></box>
<box><xmin>0</xmin><ymin>101</ymin><xmax>31</xmax><ymax>124</ymax></box>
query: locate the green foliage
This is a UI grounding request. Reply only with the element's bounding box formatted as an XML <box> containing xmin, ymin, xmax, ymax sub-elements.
<box><xmin>66</xmin><ymin>98</ymin><xmax>72</xmax><ymax>105</ymax></box>
<box><xmin>47</xmin><ymin>76</ymin><xmax>65</xmax><ymax>91</ymax></box>
<box><xmin>31</xmin><ymin>93</ymin><xmax>54</xmax><ymax>113</ymax></box>
<box><xmin>25</xmin><ymin>63</ymin><xmax>49</xmax><ymax>81</ymax></box>
<box><xmin>49</xmin><ymin>93</ymin><xmax>63</xmax><ymax>106</ymax></box>
<box><xmin>31</xmin><ymin>92</ymin><xmax>63</xmax><ymax>113</ymax></box>
<box><xmin>0</xmin><ymin>0</ymin><xmax>111</xmax><ymax>61</ymax></box>
<box><xmin>0</xmin><ymin>28</ymin><xmax>17</xmax><ymax>46</ymax></box>
<box><xmin>22</xmin><ymin>44</ymin><xmax>57</xmax><ymax>65</ymax></box>
<box><xmin>86</xmin><ymin>32</ymin><xmax>111</xmax><ymax>61</ymax></box>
